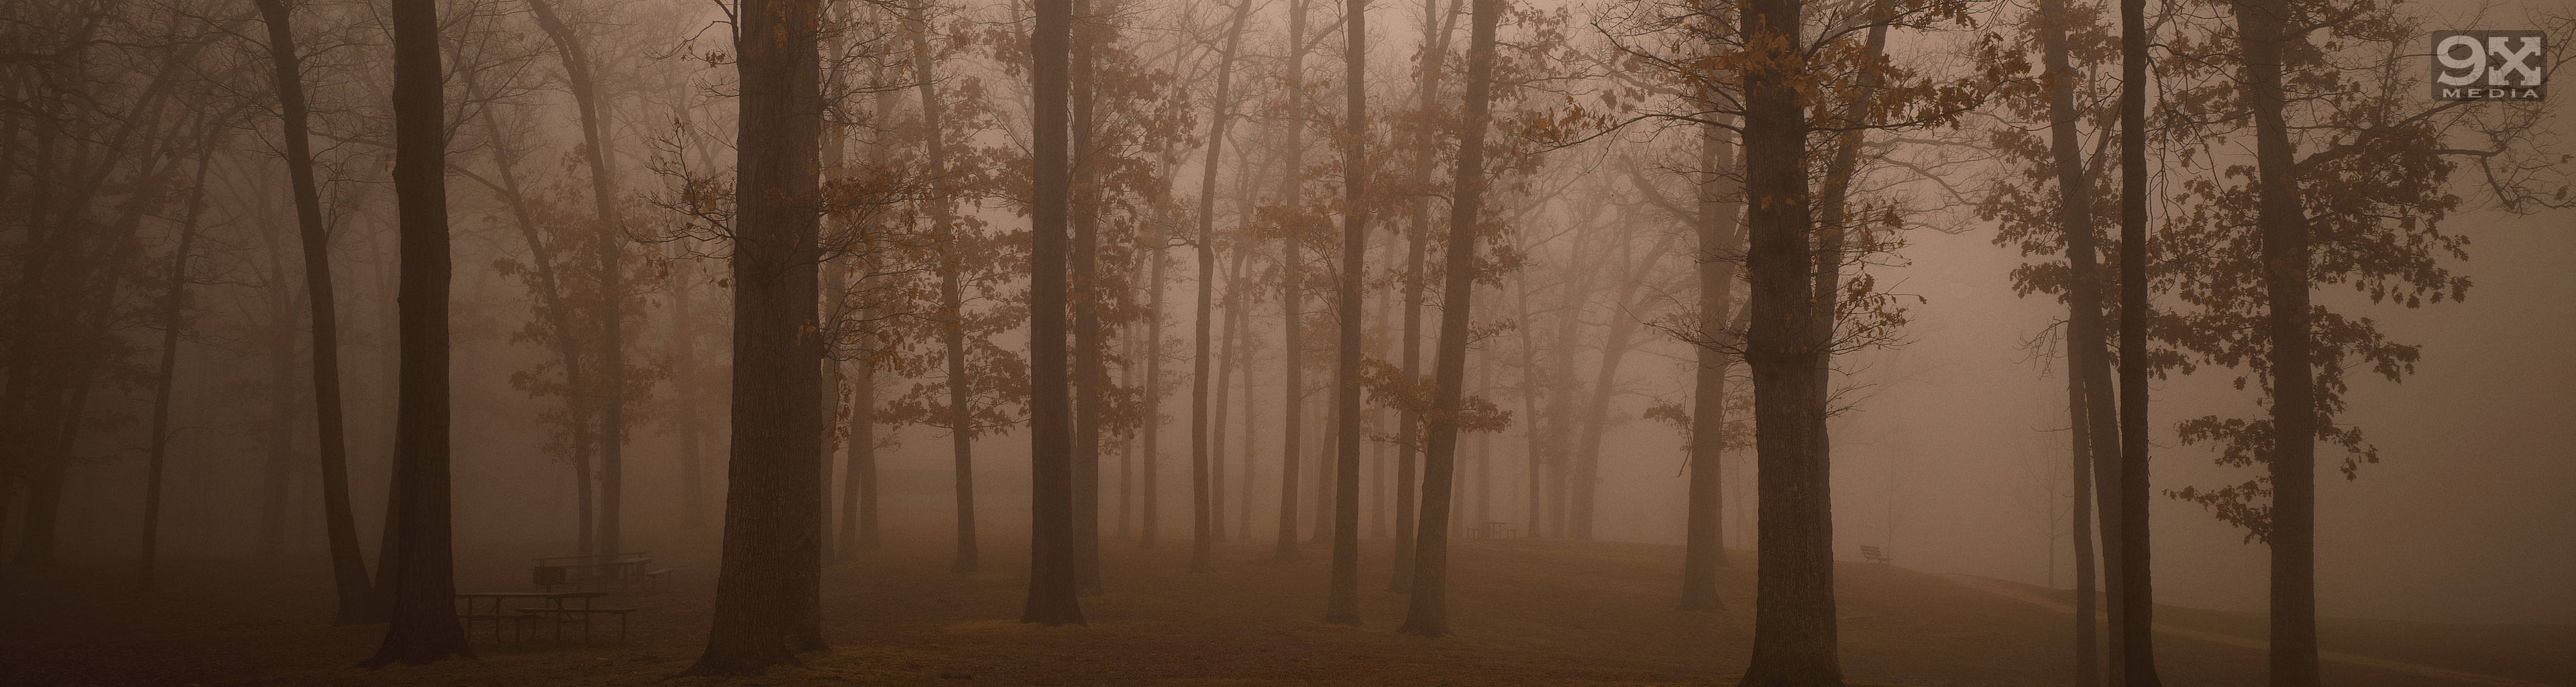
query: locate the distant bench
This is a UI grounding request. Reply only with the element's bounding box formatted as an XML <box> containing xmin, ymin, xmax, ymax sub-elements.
<box><xmin>1860</xmin><ymin>545</ymin><xmax>1894</xmax><ymax>564</ymax></box>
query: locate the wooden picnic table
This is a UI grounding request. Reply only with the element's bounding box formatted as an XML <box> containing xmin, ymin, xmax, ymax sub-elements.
<box><xmin>531</xmin><ymin>552</ymin><xmax>653</xmax><ymax>590</ymax></box>
<box><xmin>454</xmin><ymin>591</ymin><xmax>607</xmax><ymax>645</ymax></box>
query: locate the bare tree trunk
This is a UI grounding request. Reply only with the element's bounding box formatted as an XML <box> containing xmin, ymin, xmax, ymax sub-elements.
<box><xmin>1396</xmin><ymin>0</ymin><xmax>1497</xmax><ymax>637</ymax></box>
<box><xmin>1570</xmin><ymin>232</ymin><xmax>1678</xmax><ymax>539</ymax></box>
<box><xmin>689</xmin><ymin>0</ymin><xmax>828</xmax><ymax>670</ymax></box>
<box><xmin>2070</xmin><ymin>365</ymin><xmax>2101</xmax><ymax>686</ymax></box>
<box><xmin>1189</xmin><ymin>0</ymin><xmax>1252</xmax><ymax>574</ymax></box>
<box><xmin>1736</xmin><ymin>0</ymin><xmax>1841</xmax><ymax>680</ymax></box>
<box><xmin>1067</xmin><ymin>0</ymin><xmax>1109</xmax><ymax>598</ymax></box>
<box><xmin>1022</xmin><ymin>0</ymin><xmax>1088</xmax><ymax>627</ymax></box>
<box><xmin>907</xmin><ymin>0</ymin><xmax>974</xmax><ymax>572</ymax></box>
<box><xmin>1680</xmin><ymin>118</ymin><xmax>1742</xmax><ymax>612</ymax></box>
<box><xmin>364</xmin><ymin>0</ymin><xmax>468</xmax><ymax>664</ymax></box>
<box><xmin>251</xmin><ymin>0</ymin><xmax>371</xmax><ymax>625</ymax></box>
<box><xmin>1511</xmin><ymin>264</ymin><xmax>1543</xmax><ymax>537</ymax></box>
<box><xmin>527</xmin><ymin>0</ymin><xmax>629</xmax><ymax>562</ymax></box>
<box><xmin>674</xmin><ymin>258</ymin><xmax>707</xmax><ymax>529</ymax></box>
<box><xmin>1272</xmin><ymin>0</ymin><xmax>1310</xmax><ymax>562</ymax></box>
<box><xmin>2232</xmin><ymin>0</ymin><xmax>2312</xmax><ymax>682</ymax></box>
<box><xmin>1323</xmin><ymin>0</ymin><xmax>1369</xmax><ymax>625</ymax></box>
<box><xmin>140</xmin><ymin>148</ymin><xmax>213</xmax><ymax>591</ymax></box>
<box><xmin>2116</xmin><ymin>0</ymin><xmax>2161</xmax><ymax>680</ymax></box>
<box><xmin>1389</xmin><ymin>0</ymin><xmax>1464</xmax><ymax>595</ymax></box>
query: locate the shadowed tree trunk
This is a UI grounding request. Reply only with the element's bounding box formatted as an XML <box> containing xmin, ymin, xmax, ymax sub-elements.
<box><xmin>1323</xmin><ymin>0</ymin><xmax>1370</xmax><ymax>625</ymax></box>
<box><xmin>1068</xmin><ymin>0</ymin><xmax>1108</xmax><ymax>598</ymax></box>
<box><xmin>688</xmin><ymin>0</ymin><xmax>827</xmax><ymax>672</ymax></box>
<box><xmin>251</xmin><ymin>0</ymin><xmax>372</xmax><ymax>625</ymax></box>
<box><xmin>674</xmin><ymin>256</ymin><xmax>707</xmax><ymax>529</ymax></box>
<box><xmin>908</xmin><ymin>0</ymin><xmax>975</xmax><ymax>573</ymax></box>
<box><xmin>2070</xmin><ymin>363</ymin><xmax>2100</xmax><ymax>686</ymax></box>
<box><xmin>1272</xmin><ymin>0</ymin><xmax>1310</xmax><ymax>562</ymax></box>
<box><xmin>1680</xmin><ymin>116</ymin><xmax>1742</xmax><ymax>612</ymax></box>
<box><xmin>1395</xmin><ymin>0</ymin><xmax>1497</xmax><ymax>637</ymax></box>
<box><xmin>2033</xmin><ymin>3</ymin><xmax>2106</xmax><ymax>682</ymax></box>
<box><xmin>1736</xmin><ymin>0</ymin><xmax>1841</xmax><ymax>680</ymax></box>
<box><xmin>1142</xmin><ymin>240</ymin><xmax>1167</xmax><ymax>551</ymax></box>
<box><xmin>1389</xmin><ymin>0</ymin><xmax>1464</xmax><ymax>594</ymax></box>
<box><xmin>2116</xmin><ymin>0</ymin><xmax>2161</xmax><ymax>680</ymax></box>
<box><xmin>2231</xmin><ymin>0</ymin><xmax>2314</xmax><ymax>682</ymax></box>
<box><xmin>1022</xmin><ymin>0</ymin><xmax>1088</xmax><ymax>627</ymax></box>
<box><xmin>1189</xmin><ymin>0</ymin><xmax>1252</xmax><ymax>574</ymax></box>
<box><xmin>139</xmin><ymin>146</ymin><xmax>214</xmax><ymax>592</ymax></box>
<box><xmin>1509</xmin><ymin>257</ymin><xmax>1543</xmax><ymax>537</ymax></box>
<box><xmin>526</xmin><ymin>0</ymin><xmax>629</xmax><ymax>561</ymax></box>
<box><xmin>364</xmin><ymin>0</ymin><xmax>468</xmax><ymax>666</ymax></box>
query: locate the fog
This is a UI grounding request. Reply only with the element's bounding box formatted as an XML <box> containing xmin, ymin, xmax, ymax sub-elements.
<box><xmin>3</xmin><ymin>0</ymin><xmax>2571</xmax><ymax>683</ymax></box>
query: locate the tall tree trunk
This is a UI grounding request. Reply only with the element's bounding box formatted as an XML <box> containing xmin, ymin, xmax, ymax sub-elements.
<box><xmin>1390</xmin><ymin>0</ymin><xmax>1464</xmax><ymax>596</ymax></box>
<box><xmin>526</xmin><ymin>0</ymin><xmax>628</xmax><ymax>562</ymax></box>
<box><xmin>1067</xmin><ymin>0</ymin><xmax>1109</xmax><ymax>598</ymax></box>
<box><xmin>1189</xmin><ymin>0</ymin><xmax>1252</xmax><ymax>574</ymax></box>
<box><xmin>2070</xmin><ymin>364</ymin><xmax>2101</xmax><ymax>686</ymax></box>
<box><xmin>675</xmin><ymin>257</ymin><xmax>707</xmax><ymax>529</ymax></box>
<box><xmin>1396</xmin><ymin>0</ymin><xmax>1497</xmax><ymax>637</ymax></box>
<box><xmin>2033</xmin><ymin>0</ymin><xmax>2135</xmax><ymax>680</ymax></box>
<box><xmin>2116</xmin><ymin>0</ymin><xmax>2161</xmax><ymax>680</ymax></box>
<box><xmin>140</xmin><ymin>149</ymin><xmax>213</xmax><ymax>591</ymax></box>
<box><xmin>365</xmin><ymin>0</ymin><xmax>468</xmax><ymax>664</ymax></box>
<box><xmin>252</xmin><ymin>0</ymin><xmax>372</xmax><ymax>625</ymax></box>
<box><xmin>1680</xmin><ymin>117</ymin><xmax>1743</xmax><ymax>612</ymax></box>
<box><xmin>1272</xmin><ymin>0</ymin><xmax>1310</xmax><ymax>562</ymax></box>
<box><xmin>689</xmin><ymin>0</ymin><xmax>828</xmax><ymax>670</ymax></box>
<box><xmin>1737</xmin><ymin>0</ymin><xmax>1841</xmax><ymax>680</ymax></box>
<box><xmin>908</xmin><ymin>0</ymin><xmax>975</xmax><ymax>572</ymax></box>
<box><xmin>1323</xmin><ymin>0</ymin><xmax>1369</xmax><ymax>625</ymax></box>
<box><xmin>1510</xmin><ymin>262</ymin><xmax>1543</xmax><ymax>537</ymax></box>
<box><xmin>2232</xmin><ymin>0</ymin><xmax>2313</xmax><ymax>682</ymax></box>
<box><xmin>1022</xmin><ymin>0</ymin><xmax>1089</xmax><ymax>627</ymax></box>
<box><xmin>1570</xmin><ymin>232</ymin><xmax>1678</xmax><ymax>539</ymax></box>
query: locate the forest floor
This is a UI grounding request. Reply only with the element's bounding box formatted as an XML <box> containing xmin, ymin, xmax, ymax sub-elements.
<box><xmin>3</xmin><ymin>507</ymin><xmax>2568</xmax><ymax>687</ymax></box>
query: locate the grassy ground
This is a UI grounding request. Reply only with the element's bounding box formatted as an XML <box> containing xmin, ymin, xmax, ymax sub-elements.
<box><xmin>3</xmin><ymin>509</ymin><xmax>2565</xmax><ymax>686</ymax></box>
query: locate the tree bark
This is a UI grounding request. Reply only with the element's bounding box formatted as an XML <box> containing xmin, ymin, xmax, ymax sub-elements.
<box><xmin>2116</xmin><ymin>0</ymin><xmax>2161</xmax><ymax>680</ymax></box>
<box><xmin>2231</xmin><ymin>0</ymin><xmax>2315</xmax><ymax>682</ymax></box>
<box><xmin>1022</xmin><ymin>0</ymin><xmax>1089</xmax><ymax>627</ymax></box>
<box><xmin>2070</xmin><ymin>361</ymin><xmax>2101</xmax><ymax>686</ymax></box>
<box><xmin>688</xmin><ymin>0</ymin><xmax>828</xmax><ymax>671</ymax></box>
<box><xmin>1324</xmin><ymin>0</ymin><xmax>1369</xmax><ymax>626</ymax></box>
<box><xmin>1680</xmin><ymin>117</ymin><xmax>1742</xmax><ymax>612</ymax></box>
<box><xmin>908</xmin><ymin>0</ymin><xmax>975</xmax><ymax>572</ymax></box>
<box><xmin>1395</xmin><ymin>0</ymin><xmax>1497</xmax><ymax>637</ymax></box>
<box><xmin>364</xmin><ymin>0</ymin><xmax>468</xmax><ymax>665</ymax></box>
<box><xmin>251</xmin><ymin>0</ymin><xmax>372</xmax><ymax>625</ymax></box>
<box><xmin>1272</xmin><ymin>0</ymin><xmax>1310</xmax><ymax>562</ymax></box>
<box><xmin>1736</xmin><ymin>0</ymin><xmax>1842</xmax><ymax>680</ymax></box>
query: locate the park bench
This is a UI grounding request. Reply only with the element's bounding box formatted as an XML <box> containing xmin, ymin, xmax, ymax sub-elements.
<box><xmin>1860</xmin><ymin>545</ymin><xmax>1894</xmax><ymax>564</ymax></box>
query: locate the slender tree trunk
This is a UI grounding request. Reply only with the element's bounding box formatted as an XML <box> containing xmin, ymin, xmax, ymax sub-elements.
<box><xmin>1395</xmin><ymin>0</ymin><xmax>1497</xmax><ymax>636</ymax></box>
<box><xmin>527</xmin><ymin>0</ymin><xmax>629</xmax><ymax>562</ymax></box>
<box><xmin>2231</xmin><ymin>0</ymin><xmax>2313</xmax><ymax>682</ymax></box>
<box><xmin>1273</xmin><ymin>0</ymin><xmax>1310</xmax><ymax>562</ymax></box>
<box><xmin>689</xmin><ymin>0</ymin><xmax>828</xmax><ymax>670</ymax></box>
<box><xmin>1510</xmin><ymin>264</ymin><xmax>1543</xmax><ymax>537</ymax></box>
<box><xmin>364</xmin><ymin>0</ymin><xmax>468</xmax><ymax>664</ymax></box>
<box><xmin>674</xmin><ymin>258</ymin><xmax>707</xmax><ymax>529</ymax></box>
<box><xmin>1323</xmin><ymin>0</ymin><xmax>1370</xmax><ymax>625</ymax></box>
<box><xmin>1067</xmin><ymin>0</ymin><xmax>1109</xmax><ymax>598</ymax></box>
<box><xmin>1189</xmin><ymin>0</ymin><xmax>1252</xmax><ymax>574</ymax></box>
<box><xmin>252</xmin><ymin>0</ymin><xmax>372</xmax><ymax>625</ymax></box>
<box><xmin>849</xmin><ymin>323</ymin><xmax>881</xmax><ymax>555</ymax></box>
<box><xmin>906</xmin><ymin>0</ymin><xmax>975</xmax><ymax>572</ymax></box>
<box><xmin>140</xmin><ymin>150</ymin><xmax>213</xmax><ymax>591</ymax></box>
<box><xmin>1389</xmin><ymin>0</ymin><xmax>1464</xmax><ymax>595</ymax></box>
<box><xmin>1680</xmin><ymin>117</ymin><xmax>1743</xmax><ymax>611</ymax></box>
<box><xmin>2070</xmin><ymin>364</ymin><xmax>2101</xmax><ymax>686</ymax></box>
<box><xmin>1022</xmin><ymin>0</ymin><xmax>1088</xmax><ymax>626</ymax></box>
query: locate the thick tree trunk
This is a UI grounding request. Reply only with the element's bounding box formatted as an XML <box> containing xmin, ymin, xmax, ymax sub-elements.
<box><xmin>1324</xmin><ymin>0</ymin><xmax>1369</xmax><ymax>625</ymax></box>
<box><xmin>1022</xmin><ymin>0</ymin><xmax>1088</xmax><ymax>627</ymax></box>
<box><xmin>1068</xmin><ymin>0</ymin><xmax>1108</xmax><ymax>598</ymax></box>
<box><xmin>1395</xmin><ymin>0</ymin><xmax>1497</xmax><ymax>637</ymax></box>
<box><xmin>2231</xmin><ymin>0</ymin><xmax>2315</xmax><ymax>682</ymax></box>
<box><xmin>2032</xmin><ymin>5</ymin><xmax>2106</xmax><ymax>684</ymax></box>
<box><xmin>1736</xmin><ymin>0</ymin><xmax>1841</xmax><ymax>681</ymax></box>
<box><xmin>1272</xmin><ymin>0</ymin><xmax>1309</xmax><ymax>562</ymax></box>
<box><xmin>1680</xmin><ymin>119</ymin><xmax>1742</xmax><ymax>612</ymax></box>
<box><xmin>2116</xmin><ymin>0</ymin><xmax>2161</xmax><ymax>680</ymax></box>
<box><xmin>251</xmin><ymin>0</ymin><xmax>372</xmax><ymax>625</ymax></box>
<box><xmin>364</xmin><ymin>0</ymin><xmax>468</xmax><ymax>665</ymax></box>
<box><xmin>688</xmin><ymin>0</ymin><xmax>828</xmax><ymax>671</ymax></box>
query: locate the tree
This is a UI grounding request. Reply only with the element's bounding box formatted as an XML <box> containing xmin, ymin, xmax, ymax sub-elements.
<box><xmin>139</xmin><ymin>133</ymin><xmax>218</xmax><ymax>592</ymax></box>
<box><xmin>1322</xmin><ymin>0</ymin><xmax>1371</xmax><ymax>627</ymax></box>
<box><xmin>1188</xmin><ymin>0</ymin><xmax>1252</xmax><ymax>575</ymax></box>
<box><xmin>908</xmin><ymin>0</ymin><xmax>979</xmax><ymax>574</ymax></box>
<box><xmin>364</xmin><ymin>0</ymin><xmax>469</xmax><ymax>666</ymax></box>
<box><xmin>1271</xmin><ymin>0</ymin><xmax>1312</xmax><ymax>562</ymax></box>
<box><xmin>1677</xmin><ymin>115</ymin><xmax>1743</xmax><ymax>613</ymax></box>
<box><xmin>690</xmin><ymin>0</ymin><xmax>828</xmax><ymax>672</ymax></box>
<box><xmin>250</xmin><ymin>0</ymin><xmax>373</xmax><ymax>625</ymax></box>
<box><xmin>1395</xmin><ymin>0</ymin><xmax>1499</xmax><ymax>639</ymax></box>
<box><xmin>1023</xmin><ymin>0</ymin><xmax>1089</xmax><ymax>627</ymax></box>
